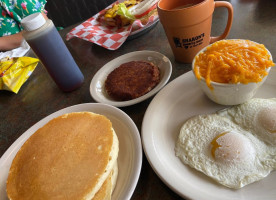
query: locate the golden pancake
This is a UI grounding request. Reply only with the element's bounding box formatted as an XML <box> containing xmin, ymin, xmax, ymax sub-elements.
<box><xmin>94</xmin><ymin>161</ymin><xmax>118</xmax><ymax>200</ymax></box>
<box><xmin>93</xmin><ymin>171</ymin><xmax>112</xmax><ymax>200</ymax></box>
<box><xmin>111</xmin><ymin>160</ymin><xmax>118</xmax><ymax>193</ymax></box>
<box><xmin>6</xmin><ymin>112</ymin><xmax>119</xmax><ymax>200</ymax></box>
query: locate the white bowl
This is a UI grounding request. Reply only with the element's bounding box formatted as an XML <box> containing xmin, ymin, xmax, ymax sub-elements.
<box><xmin>192</xmin><ymin>40</ymin><xmax>273</xmax><ymax>105</ymax></box>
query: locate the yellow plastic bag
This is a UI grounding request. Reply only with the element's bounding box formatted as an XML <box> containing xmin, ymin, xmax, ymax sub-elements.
<box><xmin>0</xmin><ymin>57</ymin><xmax>39</xmax><ymax>93</ymax></box>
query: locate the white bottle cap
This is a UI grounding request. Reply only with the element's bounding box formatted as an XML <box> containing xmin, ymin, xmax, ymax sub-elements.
<box><xmin>21</xmin><ymin>13</ymin><xmax>46</xmax><ymax>31</ymax></box>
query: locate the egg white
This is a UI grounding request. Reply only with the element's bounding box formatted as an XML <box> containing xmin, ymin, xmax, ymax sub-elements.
<box><xmin>218</xmin><ymin>98</ymin><xmax>276</xmax><ymax>146</ymax></box>
<box><xmin>175</xmin><ymin>113</ymin><xmax>276</xmax><ymax>189</ymax></box>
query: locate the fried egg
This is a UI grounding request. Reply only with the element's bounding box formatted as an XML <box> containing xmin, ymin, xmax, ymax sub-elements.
<box><xmin>175</xmin><ymin>113</ymin><xmax>276</xmax><ymax>189</ymax></box>
<box><xmin>218</xmin><ymin>98</ymin><xmax>276</xmax><ymax>145</ymax></box>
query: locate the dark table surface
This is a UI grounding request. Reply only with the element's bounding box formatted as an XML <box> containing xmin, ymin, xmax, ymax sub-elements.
<box><xmin>1</xmin><ymin>0</ymin><xmax>276</xmax><ymax>199</ymax></box>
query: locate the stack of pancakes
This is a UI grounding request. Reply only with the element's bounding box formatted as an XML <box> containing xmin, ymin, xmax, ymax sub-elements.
<box><xmin>6</xmin><ymin>112</ymin><xmax>119</xmax><ymax>200</ymax></box>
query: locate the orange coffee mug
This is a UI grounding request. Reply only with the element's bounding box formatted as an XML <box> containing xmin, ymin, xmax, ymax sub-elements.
<box><xmin>158</xmin><ymin>0</ymin><xmax>233</xmax><ymax>63</ymax></box>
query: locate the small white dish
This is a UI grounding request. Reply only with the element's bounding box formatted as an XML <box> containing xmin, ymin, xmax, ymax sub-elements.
<box><xmin>90</xmin><ymin>50</ymin><xmax>172</xmax><ymax>107</ymax></box>
<box><xmin>142</xmin><ymin>68</ymin><xmax>276</xmax><ymax>200</ymax></box>
<box><xmin>0</xmin><ymin>103</ymin><xmax>142</xmax><ymax>200</ymax></box>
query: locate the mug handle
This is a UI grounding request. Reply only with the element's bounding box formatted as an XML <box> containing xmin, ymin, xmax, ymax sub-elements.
<box><xmin>210</xmin><ymin>1</ymin><xmax>233</xmax><ymax>44</ymax></box>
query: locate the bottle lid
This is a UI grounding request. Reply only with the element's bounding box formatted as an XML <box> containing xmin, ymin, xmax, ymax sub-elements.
<box><xmin>21</xmin><ymin>13</ymin><xmax>46</xmax><ymax>31</ymax></box>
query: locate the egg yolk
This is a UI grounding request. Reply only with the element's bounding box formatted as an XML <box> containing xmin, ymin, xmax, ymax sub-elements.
<box><xmin>211</xmin><ymin>132</ymin><xmax>227</xmax><ymax>159</ymax></box>
<box><xmin>194</xmin><ymin>40</ymin><xmax>275</xmax><ymax>90</ymax></box>
<box><xmin>257</xmin><ymin>107</ymin><xmax>276</xmax><ymax>134</ymax></box>
<box><xmin>210</xmin><ymin>131</ymin><xmax>255</xmax><ymax>163</ymax></box>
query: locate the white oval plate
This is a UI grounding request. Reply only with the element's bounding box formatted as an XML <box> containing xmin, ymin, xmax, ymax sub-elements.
<box><xmin>142</xmin><ymin>68</ymin><xmax>276</xmax><ymax>200</ymax></box>
<box><xmin>0</xmin><ymin>103</ymin><xmax>142</xmax><ymax>200</ymax></box>
<box><xmin>90</xmin><ymin>50</ymin><xmax>172</xmax><ymax>107</ymax></box>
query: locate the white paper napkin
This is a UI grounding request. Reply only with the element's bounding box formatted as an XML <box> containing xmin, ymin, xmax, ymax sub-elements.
<box><xmin>0</xmin><ymin>40</ymin><xmax>30</xmax><ymax>59</ymax></box>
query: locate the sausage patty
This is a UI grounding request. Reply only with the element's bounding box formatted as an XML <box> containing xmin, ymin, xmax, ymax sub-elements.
<box><xmin>105</xmin><ymin>61</ymin><xmax>160</xmax><ymax>101</ymax></box>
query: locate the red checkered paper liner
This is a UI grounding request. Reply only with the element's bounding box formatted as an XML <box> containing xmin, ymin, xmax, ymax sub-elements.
<box><xmin>66</xmin><ymin>2</ymin><xmax>158</xmax><ymax>50</ymax></box>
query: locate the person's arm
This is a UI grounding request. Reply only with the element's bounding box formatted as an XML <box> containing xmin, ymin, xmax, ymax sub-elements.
<box><xmin>0</xmin><ymin>32</ymin><xmax>24</xmax><ymax>51</ymax></box>
<box><xmin>0</xmin><ymin>12</ymin><xmax>48</xmax><ymax>51</ymax></box>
